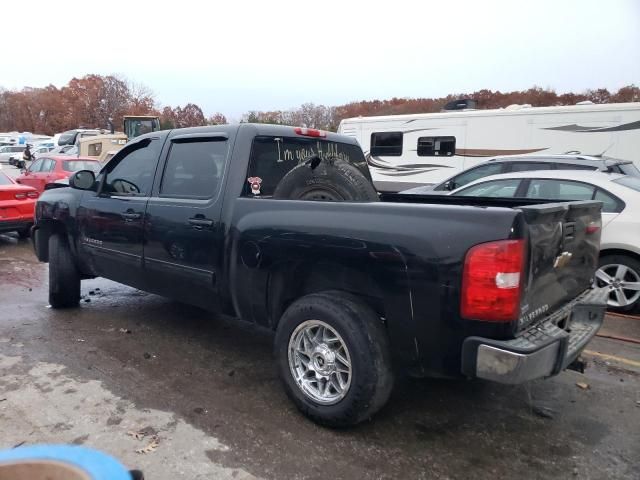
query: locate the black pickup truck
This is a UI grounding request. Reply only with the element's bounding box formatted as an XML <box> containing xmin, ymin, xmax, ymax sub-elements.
<box><xmin>32</xmin><ymin>124</ymin><xmax>607</xmax><ymax>427</ymax></box>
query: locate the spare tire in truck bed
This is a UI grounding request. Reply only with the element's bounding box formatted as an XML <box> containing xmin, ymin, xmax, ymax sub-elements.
<box><xmin>273</xmin><ymin>155</ymin><xmax>379</xmax><ymax>202</ymax></box>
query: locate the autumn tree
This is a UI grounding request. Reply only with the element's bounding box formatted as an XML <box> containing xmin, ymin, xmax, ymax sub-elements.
<box><xmin>1</xmin><ymin>77</ymin><xmax>638</xmax><ymax>136</ymax></box>
<box><xmin>207</xmin><ymin>113</ymin><xmax>227</xmax><ymax>125</ymax></box>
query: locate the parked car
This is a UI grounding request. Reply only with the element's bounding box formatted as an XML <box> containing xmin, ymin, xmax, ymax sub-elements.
<box><xmin>403</xmin><ymin>155</ymin><xmax>640</xmax><ymax>194</ymax></box>
<box><xmin>8</xmin><ymin>145</ymin><xmax>55</xmax><ymax>166</ymax></box>
<box><xmin>33</xmin><ymin>124</ymin><xmax>607</xmax><ymax>427</ymax></box>
<box><xmin>0</xmin><ymin>145</ymin><xmax>26</xmax><ymax>164</ymax></box>
<box><xmin>451</xmin><ymin>170</ymin><xmax>640</xmax><ymax>312</ymax></box>
<box><xmin>0</xmin><ymin>170</ymin><xmax>38</xmax><ymax>238</ymax></box>
<box><xmin>16</xmin><ymin>156</ymin><xmax>101</xmax><ymax>193</ymax></box>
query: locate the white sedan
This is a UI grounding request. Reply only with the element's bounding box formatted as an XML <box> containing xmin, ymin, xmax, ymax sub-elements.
<box><xmin>451</xmin><ymin>170</ymin><xmax>640</xmax><ymax>312</ymax></box>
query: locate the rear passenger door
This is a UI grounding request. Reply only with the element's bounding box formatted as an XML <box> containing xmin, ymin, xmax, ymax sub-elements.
<box><xmin>143</xmin><ymin>132</ymin><xmax>229</xmax><ymax>311</ymax></box>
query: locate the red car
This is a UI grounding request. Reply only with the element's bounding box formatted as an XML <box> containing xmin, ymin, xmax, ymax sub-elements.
<box><xmin>16</xmin><ymin>156</ymin><xmax>101</xmax><ymax>193</ymax></box>
<box><xmin>0</xmin><ymin>170</ymin><xmax>38</xmax><ymax>238</ymax></box>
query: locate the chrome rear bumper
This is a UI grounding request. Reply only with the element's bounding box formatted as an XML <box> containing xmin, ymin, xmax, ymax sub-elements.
<box><xmin>461</xmin><ymin>287</ymin><xmax>607</xmax><ymax>384</ymax></box>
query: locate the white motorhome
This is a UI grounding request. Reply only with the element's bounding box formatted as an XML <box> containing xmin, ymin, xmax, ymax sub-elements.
<box><xmin>337</xmin><ymin>102</ymin><xmax>640</xmax><ymax>192</ymax></box>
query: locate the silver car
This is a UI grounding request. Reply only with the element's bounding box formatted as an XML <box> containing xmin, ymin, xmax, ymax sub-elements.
<box><xmin>0</xmin><ymin>145</ymin><xmax>26</xmax><ymax>164</ymax></box>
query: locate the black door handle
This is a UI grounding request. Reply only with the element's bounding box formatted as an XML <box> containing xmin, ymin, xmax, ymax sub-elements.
<box><xmin>122</xmin><ymin>212</ymin><xmax>141</xmax><ymax>221</ymax></box>
<box><xmin>188</xmin><ymin>217</ymin><xmax>214</xmax><ymax>228</ymax></box>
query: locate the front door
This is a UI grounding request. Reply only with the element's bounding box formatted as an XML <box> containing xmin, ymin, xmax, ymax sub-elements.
<box><xmin>143</xmin><ymin>132</ymin><xmax>229</xmax><ymax>310</ymax></box>
<box><xmin>32</xmin><ymin>158</ymin><xmax>56</xmax><ymax>192</ymax></box>
<box><xmin>18</xmin><ymin>159</ymin><xmax>43</xmax><ymax>189</ymax></box>
<box><xmin>77</xmin><ymin>136</ymin><xmax>165</xmax><ymax>287</ymax></box>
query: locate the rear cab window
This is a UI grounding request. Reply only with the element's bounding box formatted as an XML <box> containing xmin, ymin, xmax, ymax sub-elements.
<box><xmin>245</xmin><ymin>136</ymin><xmax>369</xmax><ymax>197</ymax></box>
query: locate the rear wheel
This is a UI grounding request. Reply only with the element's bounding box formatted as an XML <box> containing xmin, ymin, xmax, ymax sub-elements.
<box><xmin>274</xmin><ymin>291</ymin><xmax>393</xmax><ymax>427</ymax></box>
<box><xmin>596</xmin><ymin>255</ymin><xmax>640</xmax><ymax>313</ymax></box>
<box><xmin>49</xmin><ymin>233</ymin><xmax>81</xmax><ymax>308</ymax></box>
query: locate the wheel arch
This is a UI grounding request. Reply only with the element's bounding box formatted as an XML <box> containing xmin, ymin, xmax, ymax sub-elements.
<box><xmin>33</xmin><ymin>219</ymin><xmax>67</xmax><ymax>262</ymax></box>
<box><xmin>266</xmin><ymin>260</ymin><xmax>387</xmax><ymax>330</ymax></box>
<box><xmin>599</xmin><ymin>248</ymin><xmax>640</xmax><ymax>264</ymax></box>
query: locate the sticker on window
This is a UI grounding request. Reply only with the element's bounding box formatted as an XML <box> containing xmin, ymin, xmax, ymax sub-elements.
<box><xmin>247</xmin><ymin>177</ymin><xmax>262</xmax><ymax>195</ymax></box>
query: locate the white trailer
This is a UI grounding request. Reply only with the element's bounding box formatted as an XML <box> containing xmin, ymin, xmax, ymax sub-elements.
<box><xmin>337</xmin><ymin>102</ymin><xmax>640</xmax><ymax>192</ymax></box>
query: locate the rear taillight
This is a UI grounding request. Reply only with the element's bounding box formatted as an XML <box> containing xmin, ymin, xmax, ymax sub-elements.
<box><xmin>461</xmin><ymin>239</ymin><xmax>525</xmax><ymax>322</ymax></box>
<box><xmin>586</xmin><ymin>221</ymin><xmax>600</xmax><ymax>235</ymax></box>
<box><xmin>27</xmin><ymin>192</ymin><xmax>39</xmax><ymax>198</ymax></box>
<box><xmin>14</xmin><ymin>193</ymin><xmax>27</xmax><ymax>199</ymax></box>
<box><xmin>294</xmin><ymin>127</ymin><xmax>326</xmax><ymax>138</ymax></box>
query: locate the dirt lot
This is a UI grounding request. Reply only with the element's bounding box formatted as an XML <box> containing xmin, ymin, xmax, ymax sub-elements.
<box><xmin>1</xmin><ymin>233</ymin><xmax>639</xmax><ymax>480</ymax></box>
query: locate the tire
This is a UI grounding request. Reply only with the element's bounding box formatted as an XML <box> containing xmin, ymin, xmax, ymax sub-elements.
<box><xmin>273</xmin><ymin>156</ymin><xmax>379</xmax><ymax>202</ymax></box>
<box><xmin>597</xmin><ymin>254</ymin><xmax>640</xmax><ymax>313</ymax></box>
<box><xmin>274</xmin><ymin>291</ymin><xmax>394</xmax><ymax>427</ymax></box>
<box><xmin>48</xmin><ymin>233</ymin><xmax>81</xmax><ymax>308</ymax></box>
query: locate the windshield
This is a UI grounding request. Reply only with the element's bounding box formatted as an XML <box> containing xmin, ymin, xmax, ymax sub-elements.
<box><xmin>62</xmin><ymin>160</ymin><xmax>101</xmax><ymax>172</ymax></box>
<box><xmin>58</xmin><ymin>131</ymin><xmax>78</xmax><ymax>146</ymax></box>
<box><xmin>613</xmin><ymin>175</ymin><xmax>640</xmax><ymax>192</ymax></box>
<box><xmin>125</xmin><ymin>119</ymin><xmax>158</xmax><ymax>139</ymax></box>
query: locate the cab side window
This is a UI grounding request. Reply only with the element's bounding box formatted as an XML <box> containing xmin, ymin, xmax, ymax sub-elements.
<box><xmin>41</xmin><ymin>159</ymin><xmax>55</xmax><ymax>172</ymax></box>
<box><xmin>103</xmin><ymin>139</ymin><xmax>161</xmax><ymax>196</ymax></box>
<box><xmin>442</xmin><ymin>162</ymin><xmax>504</xmax><ymax>190</ymax></box>
<box><xmin>456</xmin><ymin>179</ymin><xmax>521</xmax><ymax>197</ymax></box>
<box><xmin>160</xmin><ymin>139</ymin><xmax>228</xmax><ymax>199</ymax></box>
<box><xmin>28</xmin><ymin>159</ymin><xmax>44</xmax><ymax>172</ymax></box>
<box><xmin>526</xmin><ymin>179</ymin><xmax>595</xmax><ymax>201</ymax></box>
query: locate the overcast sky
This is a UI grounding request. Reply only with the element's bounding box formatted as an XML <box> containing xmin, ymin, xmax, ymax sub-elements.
<box><xmin>4</xmin><ymin>0</ymin><xmax>639</xmax><ymax>119</ymax></box>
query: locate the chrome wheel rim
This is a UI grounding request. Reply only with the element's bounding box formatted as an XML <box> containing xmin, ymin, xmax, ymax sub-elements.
<box><xmin>288</xmin><ymin>320</ymin><xmax>352</xmax><ymax>405</ymax></box>
<box><xmin>596</xmin><ymin>263</ymin><xmax>640</xmax><ymax>308</ymax></box>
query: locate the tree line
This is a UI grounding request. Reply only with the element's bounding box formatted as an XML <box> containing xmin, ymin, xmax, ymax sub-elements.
<box><xmin>0</xmin><ymin>74</ymin><xmax>227</xmax><ymax>135</ymax></box>
<box><xmin>1</xmin><ymin>74</ymin><xmax>637</xmax><ymax>135</ymax></box>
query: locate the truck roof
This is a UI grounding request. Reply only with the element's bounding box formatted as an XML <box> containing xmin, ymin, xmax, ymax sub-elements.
<box><xmin>157</xmin><ymin>123</ymin><xmax>361</xmax><ymax>147</ymax></box>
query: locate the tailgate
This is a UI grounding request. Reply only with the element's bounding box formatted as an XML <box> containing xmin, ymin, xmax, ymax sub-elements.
<box><xmin>517</xmin><ymin>200</ymin><xmax>602</xmax><ymax>331</ymax></box>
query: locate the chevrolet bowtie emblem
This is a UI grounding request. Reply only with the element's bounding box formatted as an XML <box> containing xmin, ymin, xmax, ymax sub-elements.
<box><xmin>554</xmin><ymin>251</ymin><xmax>573</xmax><ymax>269</ymax></box>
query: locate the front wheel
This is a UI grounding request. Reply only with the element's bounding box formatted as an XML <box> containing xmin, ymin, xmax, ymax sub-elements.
<box><xmin>596</xmin><ymin>255</ymin><xmax>640</xmax><ymax>313</ymax></box>
<box><xmin>274</xmin><ymin>291</ymin><xmax>393</xmax><ymax>427</ymax></box>
<box><xmin>48</xmin><ymin>233</ymin><xmax>81</xmax><ymax>308</ymax></box>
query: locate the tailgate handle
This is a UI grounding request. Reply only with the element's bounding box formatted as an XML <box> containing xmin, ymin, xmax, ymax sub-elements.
<box><xmin>563</xmin><ymin>222</ymin><xmax>575</xmax><ymax>240</ymax></box>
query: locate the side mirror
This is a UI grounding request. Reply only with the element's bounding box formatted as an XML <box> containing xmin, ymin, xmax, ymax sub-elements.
<box><xmin>20</xmin><ymin>169</ymin><xmax>26</xmax><ymax>174</ymax></box>
<box><xmin>69</xmin><ymin>170</ymin><xmax>96</xmax><ymax>190</ymax></box>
